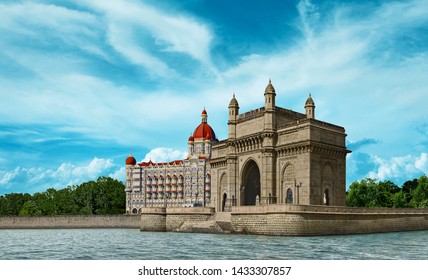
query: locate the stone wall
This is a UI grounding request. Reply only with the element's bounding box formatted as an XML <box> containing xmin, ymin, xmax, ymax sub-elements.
<box><xmin>140</xmin><ymin>207</ymin><xmax>215</xmax><ymax>232</ymax></box>
<box><xmin>140</xmin><ymin>207</ymin><xmax>167</xmax><ymax>231</ymax></box>
<box><xmin>139</xmin><ymin>205</ymin><xmax>428</xmax><ymax>236</ymax></box>
<box><xmin>0</xmin><ymin>215</ymin><xmax>140</xmax><ymax>229</ymax></box>
<box><xmin>231</xmin><ymin>205</ymin><xmax>428</xmax><ymax>236</ymax></box>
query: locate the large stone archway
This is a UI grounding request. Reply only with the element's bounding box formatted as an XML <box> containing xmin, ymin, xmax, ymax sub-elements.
<box><xmin>241</xmin><ymin>160</ymin><xmax>261</xmax><ymax>205</ymax></box>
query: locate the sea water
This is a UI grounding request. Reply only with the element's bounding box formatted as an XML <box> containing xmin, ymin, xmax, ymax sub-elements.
<box><xmin>0</xmin><ymin>229</ymin><xmax>427</xmax><ymax>260</ymax></box>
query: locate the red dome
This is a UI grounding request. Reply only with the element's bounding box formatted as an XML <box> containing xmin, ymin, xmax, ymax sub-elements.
<box><xmin>188</xmin><ymin>135</ymin><xmax>194</xmax><ymax>142</ymax></box>
<box><xmin>202</xmin><ymin>108</ymin><xmax>207</xmax><ymax>115</ymax></box>
<box><xmin>126</xmin><ymin>156</ymin><xmax>136</xmax><ymax>165</ymax></box>
<box><xmin>193</xmin><ymin>122</ymin><xmax>216</xmax><ymax>140</ymax></box>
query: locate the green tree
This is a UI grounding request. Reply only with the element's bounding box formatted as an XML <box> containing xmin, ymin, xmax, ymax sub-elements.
<box><xmin>19</xmin><ymin>201</ymin><xmax>42</xmax><ymax>216</ymax></box>
<box><xmin>410</xmin><ymin>175</ymin><xmax>428</xmax><ymax>208</ymax></box>
<box><xmin>392</xmin><ymin>190</ymin><xmax>408</xmax><ymax>208</ymax></box>
<box><xmin>0</xmin><ymin>193</ymin><xmax>32</xmax><ymax>215</ymax></box>
<box><xmin>55</xmin><ymin>186</ymin><xmax>79</xmax><ymax>215</ymax></box>
<box><xmin>346</xmin><ymin>179</ymin><xmax>398</xmax><ymax>208</ymax></box>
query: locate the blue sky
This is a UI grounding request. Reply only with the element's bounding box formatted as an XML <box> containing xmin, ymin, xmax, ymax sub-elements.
<box><xmin>1</xmin><ymin>0</ymin><xmax>427</xmax><ymax>194</ymax></box>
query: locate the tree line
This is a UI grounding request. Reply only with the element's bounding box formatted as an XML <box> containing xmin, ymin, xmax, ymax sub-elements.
<box><xmin>0</xmin><ymin>176</ymin><xmax>125</xmax><ymax>216</ymax></box>
<box><xmin>1</xmin><ymin>175</ymin><xmax>427</xmax><ymax>216</ymax></box>
<box><xmin>346</xmin><ymin>175</ymin><xmax>428</xmax><ymax>208</ymax></box>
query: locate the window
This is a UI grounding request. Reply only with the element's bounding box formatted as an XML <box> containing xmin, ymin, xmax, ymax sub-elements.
<box><xmin>286</xmin><ymin>188</ymin><xmax>293</xmax><ymax>204</ymax></box>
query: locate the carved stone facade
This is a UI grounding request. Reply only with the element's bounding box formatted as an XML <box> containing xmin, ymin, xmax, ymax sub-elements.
<box><xmin>210</xmin><ymin>80</ymin><xmax>350</xmax><ymax>212</ymax></box>
<box><xmin>126</xmin><ymin>80</ymin><xmax>349</xmax><ymax>214</ymax></box>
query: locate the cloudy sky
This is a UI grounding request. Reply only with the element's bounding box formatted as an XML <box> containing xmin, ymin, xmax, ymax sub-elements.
<box><xmin>1</xmin><ymin>0</ymin><xmax>427</xmax><ymax>194</ymax></box>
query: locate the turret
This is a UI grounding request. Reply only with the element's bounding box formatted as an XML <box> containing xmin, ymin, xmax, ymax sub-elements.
<box><xmin>264</xmin><ymin>79</ymin><xmax>276</xmax><ymax>111</ymax></box>
<box><xmin>305</xmin><ymin>93</ymin><xmax>315</xmax><ymax>119</ymax></box>
<box><xmin>263</xmin><ymin>79</ymin><xmax>276</xmax><ymax>132</ymax></box>
<box><xmin>228</xmin><ymin>93</ymin><xmax>239</xmax><ymax>140</ymax></box>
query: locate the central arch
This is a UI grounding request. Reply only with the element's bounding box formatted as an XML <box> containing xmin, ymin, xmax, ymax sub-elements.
<box><xmin>241</xmin><ymin>159</ymin><xmax>261</xmax><ymax>205</ymax></box>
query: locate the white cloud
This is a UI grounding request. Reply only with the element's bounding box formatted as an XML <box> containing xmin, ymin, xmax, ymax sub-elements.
<box><xmin>141</xmin><ymin>147</ymin><xmax>187</xmax><ymax>163</ymax></box>
<box><xmin>367</xmin><ymin>153</ymin><xmax>427</xmax><ymax>182</ymax></box>
<box><xmin>0</xmin><ymin>157</ymin><xmax>121</xmax><ymax>194</ymax></box>
<box><xmin>415</xmin><ymin>153</ymin><xmax>428</xmax><ymax>174</ymax></box>
<box><xmin>109</xmin><ymin>166</ymin><xmax>126</xmax><ymax>182</ymax></box>
<box><xmin>81</xmin><ymin>0</ymin><xmax>215</xmax><ymax>75</ymax></box>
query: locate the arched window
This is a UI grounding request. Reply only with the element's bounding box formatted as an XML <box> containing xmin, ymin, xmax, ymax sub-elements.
<box><xmin>323</xmin><ymin>189</ymin><xmax>330</xmax><ymax>205</ymax></box>
<box><xmin>286</xmin><ymin>188</ymin><xmax>293</xmax><ymax>204</ymax></box>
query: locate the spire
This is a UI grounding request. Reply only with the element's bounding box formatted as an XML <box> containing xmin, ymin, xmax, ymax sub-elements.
<box><xmin>201</xmin><ymin>108</ymin><xmax>207</xmax><ymax>123</ymax></box>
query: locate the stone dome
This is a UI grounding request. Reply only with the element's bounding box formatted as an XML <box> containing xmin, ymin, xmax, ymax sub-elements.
<box><xmin>265</xmin><ymin>79</ymin><xmax>275</xmax><ymax>93</ymax></box>
<box><xmin>305</xmin><ymin>93</ymin><xmax>315</xmax><ymax>106</ymax></box>
<box><xmin>229</xmin><ymin>93</ymin><xmax>239</xmax><ymax>107</ymax></box>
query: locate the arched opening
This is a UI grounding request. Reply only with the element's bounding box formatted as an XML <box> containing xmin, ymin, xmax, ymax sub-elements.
<box><xmin>323</xmin><ymin>164</ymin><xmax>334</xmax><ymax>206</ymax></box>
<box><xmin>286</xmin><ymin>188</ymin><xmax>293</xmax><ymax>204</ymax></box>
<box><xmin>323</xmin><ymin>189</ymin><xmax>330</xmax><ymax>205</ymax></box>
<box><xmin>241</xmin><ymin>160</ymin><xmax>260</xmax><ymax>206</ymax></box>
<box><xmin>222</xmin><ymin>193</ymin><xmax>227</xmax><ymax>212</ymax></box>
<box><xmin>132</xmin><ymin>208</ymin><xmax>138</xmax><ymax>214</ymax></box>
<box><xmin>282</xmin><ymin>164</ymin><xmax>295</xmax><ymax>204</ymax></box>
<box><xmin>219</xmin><ymin>173</ymin><xmax>227</xmax><ymax>211</ymax></box>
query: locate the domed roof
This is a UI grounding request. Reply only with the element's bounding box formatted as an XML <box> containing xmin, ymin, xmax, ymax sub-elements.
<box><xmin>126</xmin><ymin>149</ymin><xmax>137</xmax><ymax>165</ymax></box>
<box><xmin>193</xmin><ymin>122</ymin><xmax>217</xmax><ymax>140</ymax></box>
<box><xmin>229</xmin><ymin>93</ymin><xmax>239</xmax><ymax>107</ymax></box>
<box><xmin>305</xmin><ymin>93</ymin><xmax>315</xmax><ymax>106</ymax></box>
<box><xmin>192</xmin><ymin>109</ymin><xmax>217</xmax><ymax>141</ymax></box>
<box><xmin>188</xmin><ymin>134</ymin><xmax>194</xmax><ymax>142</ymax></box>
<box><xmin>126</xmin><ymin>155</ymin><xmax>136</xmax><ymax>165</ymax></box>
<box><xmin>265</xmin><ymin>79</ymin><xmax>275</xmax><ymax>93</ymax></box>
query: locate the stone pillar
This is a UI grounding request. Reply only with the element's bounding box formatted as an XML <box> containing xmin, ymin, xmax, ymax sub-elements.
<box><xmin>226</xmin><ymin>155</ymin><xmax>238</xmax><ymax>209</ymax></box>
<box><xmin>261</xmin><ymin>148</ymin><xmax>276</xmax><ymax>205</ymax></box>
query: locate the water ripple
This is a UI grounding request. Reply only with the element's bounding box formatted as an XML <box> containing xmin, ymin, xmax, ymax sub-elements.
<box><xmin>0</xmin><ymin>229</ymin><xmax>427</xmax><ymax>260</ymax></box>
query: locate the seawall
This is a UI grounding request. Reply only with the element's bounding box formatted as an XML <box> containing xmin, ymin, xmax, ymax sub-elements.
<box><xmin>140</xmin><ymin>205</ymin><xmax>428</xmax><ymax>236</ymax></box>
<box><xmin>0</xmin><ymin>215</ymin><xmax>140</xmax><ymax>229</ymax></box>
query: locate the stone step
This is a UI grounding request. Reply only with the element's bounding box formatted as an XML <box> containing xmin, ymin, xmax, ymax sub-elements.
<box><xmin>216</xmin><ymin>221</ymin><xmax>235</xmax><ymax>233</ymax></box>
<box><xmin>210</xmin><ymin>212</ymin><xmax>231</xmax><ymax>222</ymax></box>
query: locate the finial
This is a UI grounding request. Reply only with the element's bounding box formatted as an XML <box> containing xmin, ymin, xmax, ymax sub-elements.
<box><xmin>233</xmin><ymin>92</ymin><xmax>235</xmax><ymax>98</ymax></box>
<box><xmin>130</xmin><ymin>148</ymin><xmax>133</xmax><ymax>156</ymax></box>
<box><xmin>309</xmin><ymin>93</ymin><xmax>311</xmax><ymax>97</ymax></box>
<box><xmin>269</xmin><ymin>78</ymin><xmax>271</xmax><ymax>84</ymax></box>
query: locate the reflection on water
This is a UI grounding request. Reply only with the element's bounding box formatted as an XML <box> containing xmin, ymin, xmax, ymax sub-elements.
<box><xmin>0</xmin><ymin>229</ymin><xmax>427</xmax><ymax>260</ymax></box>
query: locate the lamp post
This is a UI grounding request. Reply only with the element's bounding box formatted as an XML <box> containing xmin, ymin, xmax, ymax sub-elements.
<box><xmin>294</xmin><ymin>179</ymin><xmax>302</xmax><ymax>205</ymax></box>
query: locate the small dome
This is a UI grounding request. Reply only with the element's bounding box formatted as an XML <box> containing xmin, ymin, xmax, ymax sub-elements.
<box><xmin>305</xmin><ymin>93</ymin><xmax>315</xmax><ymax>106</ymax></box>
<box><xmin>126</xmin><ymin>155</ymin><xmax>136</xmax><ymax>165</ymax></box>
<box><xmin>188</xmin><ymin>134</ymin><xmax>194</xmax><ymax>142</ymax></box>
<box><xmin>202</xmin><ymin>108</ymin><xmax>207</xmax><ymax>115</ymax></box>
<box><xmin>229</xmin><ymin>93</ymin><xmax>239</xmax><ymax>107</ymax></box>
<box><xmin>265</xmin><ymin>79</ymin><xmax>275</xmax><ymax>93</ymax></box>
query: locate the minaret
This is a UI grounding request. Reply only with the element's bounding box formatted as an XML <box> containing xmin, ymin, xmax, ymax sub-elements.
<box><xmin>228</xmin><ymin>93</ymin><xmax>239</xmax><ymax>140</ymax></box>
<box><xmin>305</xmin><ymin>93</ymin><xmax>315</xmax><ymax>119</ymax></box>
<box><xmin>264</xmin><ymin>79</ymin><xmax>276</xmax><ymax>131</ymax></box>
<box><xmin>264</xmin><ymin>79</ymin><xmax>276</xmax><ymax>111</ymax></box>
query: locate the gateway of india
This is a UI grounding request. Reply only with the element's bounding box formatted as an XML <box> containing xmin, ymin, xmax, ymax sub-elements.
<box><xmin>125</xmin><ymin>80</ymin><xmax>349</xmax><ymax>214</ymax></box>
